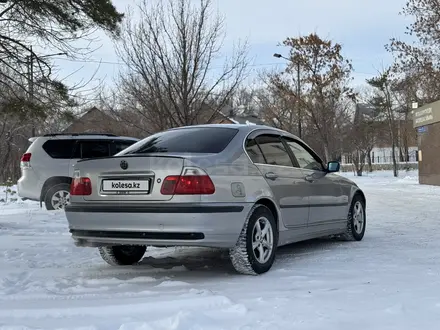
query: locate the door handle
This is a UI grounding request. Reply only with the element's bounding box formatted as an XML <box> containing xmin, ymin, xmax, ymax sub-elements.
<box><xmin>305</xmin><ymin>175</ymin><xmax>314</xmax><ymax>183</ymax></box>
<box><xmin>265</xmin><ymin>172</ymin><xmax>278</xmax><ymax>180</ymax></box>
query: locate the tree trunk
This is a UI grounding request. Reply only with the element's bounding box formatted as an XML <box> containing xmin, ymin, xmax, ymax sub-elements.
<box><xmin>351</xmin><ymin>151</ymin><xmax>366</xmax><ymax>176</ymax></box>
<box><xmin>403</xmin><ymin>137</ymin><xmax>409</xmax><ymax>162</ymax></box>
<box><xmin>367</xmin><ymin>152</ymin><xmax>372</xmax><ymax>172</ymax></box>
<box><xmin>0</xmin><ymin>143</ymin><xmax>12</xmax><ymax>183</ymax></box>
<box><xmin>323</xmin><ymin>143</ymin><xmax>330</xmax><ymax>164</ymax></box>
<box><xmin>391</xmin><ymin>142</ymin><xmax>398</xmax><ymax>177</ymax></box>
<box><xmin>385</xmin><ymin>101</ymin><xmax>398</xmax><ymax>177</ymax></box>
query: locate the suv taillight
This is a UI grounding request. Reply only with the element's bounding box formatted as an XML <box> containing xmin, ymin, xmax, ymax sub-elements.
<box><xmin>20</xmin><ymin>153</ymin><xmax>32</xmax><ymax>168</ymax></box>
<box><xmin>70</xmin><ymin>177</ymin><xmax>92</xmax><ymax>196</ymax></box>
<box><xmin>160</xmin><ymin>167</ymin><xmax>215</xmax><ymax>195</ymax></box>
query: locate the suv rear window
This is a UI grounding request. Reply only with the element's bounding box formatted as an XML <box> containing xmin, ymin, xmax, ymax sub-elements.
<box><xmin>113</xmin><ymin>140</ymin><xmax>136</xmax><ymax>154</ymax></box>
<box><xmin>42</xmin><ymin>140</ymin><xmax>76</xmax><ymax>159</ymax></box>
<box><xmin>120</xmin><ymin>127</ymin><xmax>239</xmax><ymax>154</ymax></box>
<box><xmin>80</xmin><ymin>140</ymin><xmax>110</xmax><ymax>159</ymax></box>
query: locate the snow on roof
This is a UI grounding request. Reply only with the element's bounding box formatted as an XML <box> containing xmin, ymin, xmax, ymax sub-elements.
<box><xmin>227</xmin><ymin>117</ymin><xmax>240</xmax><ymax>124</ymax></box>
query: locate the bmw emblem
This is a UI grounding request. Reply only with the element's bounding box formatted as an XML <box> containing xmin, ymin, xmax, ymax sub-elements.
<box><xmin>120</xmin><ymin>160</ymin><xmax>128</xmax><ymax>170</ymax></box>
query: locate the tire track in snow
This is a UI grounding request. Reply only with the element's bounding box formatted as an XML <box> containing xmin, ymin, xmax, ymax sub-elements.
<box><xmin>0</xmin><ymin>294</ymin><xmax>247</xmax><ymax>320</ymax></box>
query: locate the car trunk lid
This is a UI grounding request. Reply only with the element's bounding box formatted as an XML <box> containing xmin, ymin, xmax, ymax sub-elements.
<box><xmin>78</xmin><ymin>154</ymin><xmax>185</xmax><ymax>202</ymax></box>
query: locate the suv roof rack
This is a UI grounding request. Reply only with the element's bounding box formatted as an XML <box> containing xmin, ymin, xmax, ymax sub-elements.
<box><xmin>43</xmin><ymin>133</ymin><xmax>117</xmax><ymax>137</ymax></box>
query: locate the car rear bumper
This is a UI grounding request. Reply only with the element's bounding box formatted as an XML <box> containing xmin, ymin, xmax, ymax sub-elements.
<box><xmin>17</xmin><ymin>174</ymin><xmax>41</xmax><ymax>201</ymax></box>
<box><xmin>65</xmin><ymin>202</ymin><xmax>252</xmax><ymax>248</ymax></box>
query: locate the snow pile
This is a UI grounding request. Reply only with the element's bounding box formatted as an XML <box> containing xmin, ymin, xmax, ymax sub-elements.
<box><xmin>397</xmin><ymin>175</ymin><xmax>419</xmax><ymax>183</ymax></box>
<box><xmin>341</xmin><ymin>170</ymin><xmax>420</xmax><ymax>185</ymax></box>
<box><xmin>0</xmin><ymin>184</ymin><xmax>20</xmax><ymax>203</ymax></box>
<box><xmin>2</xmin><ymin>171</ymin><xmax>440</xmax><ymax>329</ymax></box>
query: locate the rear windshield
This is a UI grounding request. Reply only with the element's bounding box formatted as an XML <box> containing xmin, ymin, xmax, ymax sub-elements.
<box><xmin>118</xmin><ymin>127</ymin><xmax>239</xmax><ymax>155</ymax></box>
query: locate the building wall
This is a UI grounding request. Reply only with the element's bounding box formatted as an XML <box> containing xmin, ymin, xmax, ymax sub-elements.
<box><xmin>418</xmin><ymin>121</ymin><xmax>440</xmax><ymax>185</ymax></box>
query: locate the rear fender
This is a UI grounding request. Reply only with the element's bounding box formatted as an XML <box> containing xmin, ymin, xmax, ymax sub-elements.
<box><xmin>40</xmin><ymin>176</ymin><xmax>72</xmax><ymax>207</ymax></box>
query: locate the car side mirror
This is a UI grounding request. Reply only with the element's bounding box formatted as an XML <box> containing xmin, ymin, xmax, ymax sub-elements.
<box><xmin>327</xmin><ymin>161</ymin><xmax>340</xmax><ymax>173</ymax></box>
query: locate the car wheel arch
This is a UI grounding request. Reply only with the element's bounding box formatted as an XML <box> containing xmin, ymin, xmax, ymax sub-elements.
<box><xmin>254</xmin><ymin>198</ymin><xmax>280</xmax><ymax>230</ymax></box>
<box><xmin>353</xmin><ymin>189</ymin><xmax>366</xmax><ymax>208</ymax></box>
<box><xmin>40</xmin><ymin>176</ymin><xmax>72</xmax><ymax>206</ymax></box>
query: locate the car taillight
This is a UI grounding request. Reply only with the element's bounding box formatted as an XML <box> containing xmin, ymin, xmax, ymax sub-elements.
<box><xmin>20</xmin><ymin>153</ymin><xmax>31</xmax><ymax>168</ymax></box>
<box><xmin>160</xmin><ymin>167</ymin><xmax>215</xmax><ymax>195</ymax></box>
<box><xmin>70</xmin><ymin>177</ymin><xmax>92</xmax><ymax>196</ymax></box>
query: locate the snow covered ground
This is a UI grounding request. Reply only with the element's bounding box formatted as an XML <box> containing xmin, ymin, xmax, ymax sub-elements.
<box><xmin>1</xmin><ymin>170</ymin><xmax>440</xmax><ymax>330</ymax></box>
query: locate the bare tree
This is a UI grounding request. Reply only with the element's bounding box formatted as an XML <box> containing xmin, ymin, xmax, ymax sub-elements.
<box><xmin>367</xmin><ymin>68</ymin><xmax>400</xmax><ymax>177</ymax></box>
<box><xmin>111</xmin><ymin>0</ymin><xmax>249</xmax><ymax>132</ymax></box>
<box><xmin>265</xmin><ymin>34</ymin><xmax>354</xmax><ymax>162</ymax></box>
<box><xmin>229</xmin><ymin>87</ymin><xmax>260</xmax><ymax>116</ymax></box>
<box><xmin>387</xmin><ymin>0</ymin><xmax>440</xmax><ymax>69</ymax></box>
<box><xmin>348</xmin><ymin>103</ymin><xmax>380</xmax><ymax>176</ymax></box>
<box><xmin>99</xmin><ymin>84</ymin><xmax>171</xmax><ymax>136</ymax></box>
<box><xmin>257</xmin><ymin>72</ymin><xmax>298</xmax><ymax>133</ymax></box>
<box><xmin>0</xmin><ymin>62</ymin><xmax>79</xmax><ymax>182</ymax></box>
<box><xmin>387</xmin><ymin>0</ymin><xmax>440</xmax><ymax>107</ymax></box>
<box><xmin>0</xmin><ymin>0</ymin><xmax>123</xmax><ymax>100</ymax></box>
<box><xmin>390</xmin><ymin>72</ymin><xmax>419</xmax><ymax>162</ymax></box>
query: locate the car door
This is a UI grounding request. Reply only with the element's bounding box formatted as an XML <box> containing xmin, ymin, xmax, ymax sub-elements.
<box><xmin>246</xmin><ymin>133</ymin><xmax>309</xmax><ymax>229</ymax></box>
<box><xmin>283</xmin><ymin>137</ymin><xmax>348</xmax><ymax>228</ymax></box>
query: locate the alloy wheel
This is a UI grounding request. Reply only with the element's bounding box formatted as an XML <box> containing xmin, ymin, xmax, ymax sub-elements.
<box><xmin>252</xmin><ymin>216</ymin><xmax>274</xmax><ymax>264</ymax></box>
<box><xmin>353</xmin><ymin>201</ymin><xmax>365</xmax><ymax>234</ymax></box>
<box><xmin>51</xmin><ymin>190</ymin><xmax>70</xmax><ymax>210</ymax></box>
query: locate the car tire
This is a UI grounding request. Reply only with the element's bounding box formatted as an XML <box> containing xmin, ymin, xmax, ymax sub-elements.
<box><xmin>342</xmin><ymin>194</ymin><xmax>366</xmax><ymax>241</ymax></box>
<box><xmin>44</xmin><ymin>183</ymin><xmax>71</xmax><ymax>211</ymax></box>
<box><xmin>98</xmin><ymin>245</ymin><xmax>147</xmax><ymax>266</ymax></box>
<box><xmin>229</xmin><ymin>204</ymin><xmax>278</xmax><ymax>275</ymax></box>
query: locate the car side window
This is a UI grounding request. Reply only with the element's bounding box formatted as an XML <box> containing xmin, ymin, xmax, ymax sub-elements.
<box><xmin>255</xmin><ymin>134</ymin><xmax>293</xmax><ymax>167</ymax></box>
<box><xmin>245</xmin><ymin>138</ymin><xmax>266</xmax><ymax>164</ymax></box>
<box><xmin>284</xmin><ymin>138</ymin><xmax>324</xmax><ymax>171</ymax></box>
<box><xmin>42</xmin><ymin>140</ymin><xmax>76</xmax><ymax>159</ymax></box>
<box><xmin>71</xmin><ymin>140</ymin><xmax>81</xmax><ymax>159</ymax></box>
<box><xmin>80</xmin><ymin>140</ymin><xmax>111</xmax><ymax>159</ymax></box>
<box><xmin>113</xmin><ymin>140</ymin><xmax>136</xmax><ymax>155</ymax></box>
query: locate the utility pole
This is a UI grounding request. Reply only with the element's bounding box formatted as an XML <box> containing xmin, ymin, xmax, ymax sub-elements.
<box><xmin>273</xmin><ymin>53</ymin><xmax>302</xmax><ymax>139</ymax></box>
<box><xmin>296</xmin><ymin>60</ymin><xmax>301</xmax><ymax>139</ymax></box>
<box><xmin>27</xmin><ymin>46</ymin><xmax>35</xmax><ymax>137</ymax></box>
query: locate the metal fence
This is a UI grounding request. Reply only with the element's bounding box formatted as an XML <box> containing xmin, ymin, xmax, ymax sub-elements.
<box><xmin>341</xmin><ymin>153</ymin><xmax>418</xmax><ymax>165</ymax></box>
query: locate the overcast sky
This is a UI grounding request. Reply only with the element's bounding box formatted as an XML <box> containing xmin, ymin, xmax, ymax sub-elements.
<box><xmin>49</xmin><ymin>0</ymin><xmax>411</xmax><ymax>95</ymax></box>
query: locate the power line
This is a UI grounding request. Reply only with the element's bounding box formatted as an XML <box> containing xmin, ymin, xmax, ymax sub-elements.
<box><xmin>51</xmin><ymin>57</ymin><xmax>123</xmax><ymax>65</ymax></box>
<box><xmin>50</xmin><ymin>57</ymin><xmax>287</xmax><ymax>69</ymax></box>
<box><xmin>49</xmin><ymin>56</ymin><xmax>377</xmax><ymax>75</ymax></box>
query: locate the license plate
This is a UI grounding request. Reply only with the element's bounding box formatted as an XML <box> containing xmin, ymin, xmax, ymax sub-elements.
<box><xmin>102</xmin><ymin>180</ymin><xmax>149</xmax><ymax>192</ymax></box>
